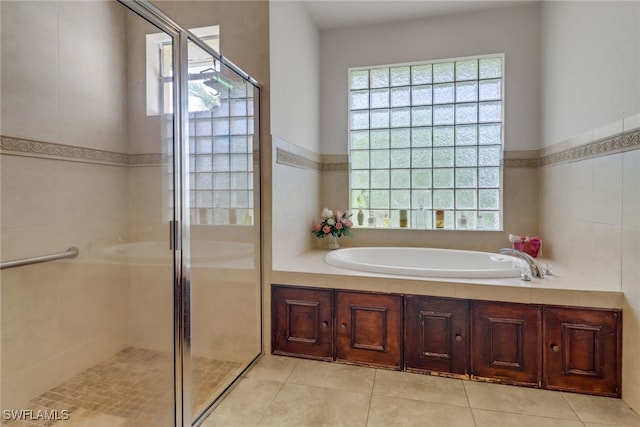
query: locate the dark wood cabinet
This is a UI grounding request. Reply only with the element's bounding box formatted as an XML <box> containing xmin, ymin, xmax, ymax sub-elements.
<box><xmin>543</xmin><ymin>306</ymin><xmax>621</xmax><ymax>397</ymax></box>
<box><xmin>335</xmin><ymin>291</ymin><xmax>403</xmax><ymax>369</ymax></box>
<box><xmin>405</xmin><ymin>296</ymin><xmax>469</xmax><ymax>377</ymax></box>
<box><xmin>471</xmin><ymin>301</ymin><xmax>542</xmax><ymax>386</ymax></box>
<box><xmin>271</xmin><ymin>284</ymin><xmax>622</xmax><ymax>397</ymax></box>
<box><xmin>271</xmin><ymin>286</ymin><xmax>333</xmax><ymax>360</ymax></box>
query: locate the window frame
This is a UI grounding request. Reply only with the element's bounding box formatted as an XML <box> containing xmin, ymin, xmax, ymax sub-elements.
<box><xmin>347</xmin><ymin>54</ymin><xmax>505</xmax><ymax>231</ymax></box>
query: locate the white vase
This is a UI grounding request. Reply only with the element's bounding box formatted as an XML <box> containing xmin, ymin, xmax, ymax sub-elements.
<box><xmin>327</xmin><ymin>235</ymin><xmax>340</xmax><ymax>250</ymax></box>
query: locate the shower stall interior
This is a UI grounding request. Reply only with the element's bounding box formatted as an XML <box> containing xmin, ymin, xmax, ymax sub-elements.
<box><xmin>0</xmin><ymin>1</ymin><xmax>262</xmax><ymax>425</ymax></box>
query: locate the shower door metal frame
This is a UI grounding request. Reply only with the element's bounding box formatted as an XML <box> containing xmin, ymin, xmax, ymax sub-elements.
<box><xmin>117</xmin><ymin>1</ymin><xmax>263</xmax><ymax>426</ymax></box>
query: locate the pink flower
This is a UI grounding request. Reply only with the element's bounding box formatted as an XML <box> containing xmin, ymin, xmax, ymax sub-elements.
<box><xmin>322</xmin><ymin>225</ymin><xmax>331</xmax><ymax>234</ymax></box>
<box><xmin>335</xmin><ymin>210</ymin><xmax>342</xmax><ymax>219</ymax></box>
<box><xmin>313</xmin><ymin>223</ymin><xmax>321</xmax><ymax>232</ymax></box>
<box><xmin>335</xmin><ymin>222</ymin><xmax>343</xmax><ymax>230</ymax></box>
<box><xmin>345</xmin><ymin>220</ymin><xmax>353</xmax><ymax>227</ymax></box>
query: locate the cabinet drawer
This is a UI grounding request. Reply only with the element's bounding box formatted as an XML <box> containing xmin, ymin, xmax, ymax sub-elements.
<box><xmin>335</xmin><ymin>291</ymin><xmax>402</xmax><ymax>369</ymax></box>
<box><xmin>405</xmin><ymin>296</ymin><xmax>469</xmax><ymax>377</ymax></box>
<box><xmin>271</xmin><ymin>286</ymin><xmax>333</xmax><ymax>360</ymax></box>
<box><xmin>471</xmin><ymin>301</ymin><xmax>542</xmax><ymax>386</ymax></box>
<box><xmin>543</xmin><ymin>306</ymin><xmax>621</xmax><ymax>396</ymax></box>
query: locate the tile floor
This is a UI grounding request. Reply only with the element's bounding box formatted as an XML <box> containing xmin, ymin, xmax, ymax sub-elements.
<box><xmin>2</xmin><ymin>348</ymin><xmax>243</xmax><ymax>427</ymax></box>
<box><xmin>203</xmin><ymin>355</ymin><xmax>640</xmax><ymax>427</ymax></box>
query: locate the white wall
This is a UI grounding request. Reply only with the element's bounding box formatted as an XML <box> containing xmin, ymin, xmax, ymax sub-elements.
<box><xmin>270</xmin><ymin>0</ymin><xmax>320</xmax><ymax>152</ymax></box>
<box><xmin>270</xmin><ymin>1</ymin><xmax>323</xmax><ymax>264</ymax></box>
<box><xmin>319</xmin><ymin>3</ymin><xmax>541</xmax><ymax>155</ymax></box>
<box><xmin>541</xmin><ymin>1</ymin><xmax>640</xmax><ymax>147</ymax></box>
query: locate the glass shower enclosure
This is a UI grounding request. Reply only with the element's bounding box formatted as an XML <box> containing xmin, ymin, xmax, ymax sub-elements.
<box><xmin>0</xmin><ymin>1</ymin><xmax>262</xmax><ymax>426</ymax></box>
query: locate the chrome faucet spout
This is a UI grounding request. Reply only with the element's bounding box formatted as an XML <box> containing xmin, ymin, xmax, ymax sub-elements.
<box><xmin>499</xmin><ymin>248</ymin><xmax>544</xmax><ymax>278</ymax></box>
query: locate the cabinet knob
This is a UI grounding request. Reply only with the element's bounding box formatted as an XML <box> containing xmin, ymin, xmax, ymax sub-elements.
<box><xmin>341</xmin><ymin>323</ymin><xmax>347</xmax><ymax>329</ymax></box>
<box><xmin>455</xmin><ymin>334</ymin><xmax>463</xmax><ymax>342</ymax></box>
<box><xmin>552</xmin><ymin>344</ymin><xmax>560</xmax><ymax>352</ymax></box>
<box><xmin>322</xmin><ymin>321</ymin><xmax>329</xmax><ymax>328</ymax></box>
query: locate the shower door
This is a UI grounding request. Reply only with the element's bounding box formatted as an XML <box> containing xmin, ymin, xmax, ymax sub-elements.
<box><xmin>184</xmin><ymin>37</ymin><xmax>262</xmax><ymax>424</ymax></box>
<box><xmin>0</xmin><ymin>1</ymin><xmax>180</xmax><ymax>426</ymax></box>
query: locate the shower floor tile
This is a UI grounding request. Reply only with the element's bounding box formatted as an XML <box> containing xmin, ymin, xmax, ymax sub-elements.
<box><xmin>2</xmin><ymin>347</ymin><xmax>243</xmax><ymax>427</ymax></box>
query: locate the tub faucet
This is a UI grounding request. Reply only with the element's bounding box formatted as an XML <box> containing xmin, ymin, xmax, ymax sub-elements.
<box><xmin>499</xmin><ymin>248</ymin><xmax>544</xmax><ymax>278</ymax></box>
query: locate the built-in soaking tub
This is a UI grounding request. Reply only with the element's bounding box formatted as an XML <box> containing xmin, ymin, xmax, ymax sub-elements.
<box><xmin>324</xmin><ymin>247</ymin><xmax>521</xmax><ymax>279</ymax></box>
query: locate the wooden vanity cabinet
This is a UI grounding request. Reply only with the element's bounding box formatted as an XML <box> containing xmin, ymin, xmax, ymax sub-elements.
<box><xmin>543</xmin><ymin>306</ymin><xmax>621</xmax><ymax>397</ymax></box>
<box><xmin>471</xmin><ymin>301</ymin><xmax>542</xmax><ymax>387</ymax></box>
<box><xmin>405</xmin><ymin>296</ymin><xmax>469</xmax><ymax>377</ymax></box>
<box><xmin>271</xmin><ymin>285</ymin><xmax>622</xmax><ymax>397</ymax></box>
<box><xmin>271</xmin><ymin>285</ymin><xmax>333</xmax><ymax>361</ymax></box>
<box><xmin>335</xmin><ymin>291</ymin><xmax>403</xmax><ymax>369</ymax></box>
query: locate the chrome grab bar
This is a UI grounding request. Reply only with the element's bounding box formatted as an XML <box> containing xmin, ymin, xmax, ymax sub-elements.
<box><xmin>0</xmin><ymin>247</ymin><xmax>79</xmax><ymax>270</ymax></box>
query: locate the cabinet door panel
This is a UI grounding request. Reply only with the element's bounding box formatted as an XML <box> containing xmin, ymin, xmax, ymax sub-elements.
<box><xmin>544</xmin><ymin>306</ymin><xmax>621</xmax><ymax>396</ymax></box>
<box><xmin>471</xmin><ymin>301</ymin><xmax>541</xmax><ymax>386</ymax></box>
<box><xmin>336</xmin><ymin>292</ymin><xmax>402</xmax><ymax>369</ymax></box>
<box><xmin>272</xmin><ymin>286</ymin><xmax>333</xmax><ymax>360</ymax></box>
<box><xmin>405</xmin><ymin>296</ymin><xmax>469</xmax><ymax>376</ymax></box>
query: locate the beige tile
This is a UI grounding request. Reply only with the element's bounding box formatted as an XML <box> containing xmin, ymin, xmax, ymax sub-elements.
<box><xmin>591</xmin><ymin>223</ymin><xmax>623</xmax><ymax>289</ymax></box>
<box><xmin>259</xmin><ymin>383</ymin><xmax>370</xmax><ymax>427</ymax></box>
<box><xmin>464</xmin><ymin>381</ymin><xmax>579</xmax><ymax>420</ymax></box>
<box><xmin>622</xmin><ymin>150</ymin><xmax>640</xmax><ymax>230</ymax></box>
<box><xmin>455</xmin><ymin>283</ymin><xmax>531</xmax><ymax>303</ymax></box>
<box><xmin>562</xmin><ymin>392</ymin><xmax>640</xmax><ymax>426</ymax></box>
<box><xmin>623</xmin><ymin>112</ymin><xmax>640</xmax><ymax>132</ymax></box>
<box><xmin>567</xmin><ymin>159</ymin><xmax>593</xmax><ymax>222</ymax></box>
<box><xmin>367</xmin><ymin>394</ymin><xmax>475</xmax><ymax>427</ymax></box>
<box><xmin>621</xmin><ymin>301</ymin><xmax>640</xmax><ymax>413</ymax></box>
<box><xmin>621</xmin><ymin>229</ymin><xmax>640</xmax><ymax>307</ymax></box>
<box><xmin>593</xmin><ymin>120</ymin><xmax>624</xmax><ymax>142</ymax></box>
<box><xmin>373</xmin><ymin>369</ymin><xmax>469</xmax><ymax>407</ymax></box>
<box><xmin>246</xmin><ymin>354</ymin><xmax>299</xmax><ymax>382</ymax></box>
<box><xmin>203</xmin><ymin>377</ymin><xmax>283</xmax><ymax>427</ymax></box>
<box><xmin>472</xmin><ymin>409</ymin><xmax>585</xmax><ymax>427</ymax></box>
<box><xmin>530</xmin><ymin>289</ymin><xmax>622</xmax><ymax>309</ymax></box>
<box><xmin>592</xmin><ymin>153</ymin><xmax>623</xmax><ymax>226</ymax></box>
<box><xmin>0</xmin><ymin>0</ymin><xmax>58</xmax><ymax>142</ymax></box>
<box><xmin>286</xmin><ymin>359</ymin><xmax>375</xmax><ymax>394</ymax></box>
<box><xmin>63</xmin><ymin>409</ymin><xmax>128</xmax><ymax>427</ymax></box>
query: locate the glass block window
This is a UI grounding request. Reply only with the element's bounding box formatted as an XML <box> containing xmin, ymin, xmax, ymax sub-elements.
<box><xmin>162</xmin><ymin>30</ymin><xmax>255</xmax><ymax>226</ymax></box>
<box><xmin>349</xmin><ymin>56</ymin><xmax>503</xmax><ymax>230</ymax></box>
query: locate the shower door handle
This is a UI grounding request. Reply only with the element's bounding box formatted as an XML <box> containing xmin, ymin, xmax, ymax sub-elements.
<box><xmin>169</xmin><ymin>220</ymin><xmax>180</xmax><ymax>250</ymax></box>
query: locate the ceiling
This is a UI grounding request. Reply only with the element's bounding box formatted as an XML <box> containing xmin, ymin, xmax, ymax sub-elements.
<box><xmin>300</xmin><ymin>0</ymin><xmax>536</xmax><ymax>30</ymax></box>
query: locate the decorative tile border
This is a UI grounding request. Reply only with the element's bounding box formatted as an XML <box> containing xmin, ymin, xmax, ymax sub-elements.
<box><xmin>0</xmin><ymin>135</ymin><xmax>164</xmax><ymax>166</ymax></box>
<box><xmin>502</xmin><ymin>158</ymin><xmax>539</xmax><ymax>168</ymax></box>
<box><xmin>275</xmin><ymin>147</ymin><xmax>321</xmax><ymax>170</ymax></box>
<box><xmin>540</xmin><ymin>128</ymin><xmax>640</xmax><ymax>167</ymax></box>
<box><xmin>276</xmin><ymin>145</ymin><xmax>538</xmax><ymax>171</ymax></box>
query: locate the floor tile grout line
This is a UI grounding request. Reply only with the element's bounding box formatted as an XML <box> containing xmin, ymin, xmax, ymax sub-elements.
<box><xmin>364</xmin><ymin>369</ymin><xmax>378</xmax><ymax>427</ymax></box>
<box><xmin>282</xmin><ymin>357</ymin><xmax>301</xmax><ymax>384</ymax></box>
<box><xmin>254</xmin><ymin>379</ymin><xmax>286</xmax><ymax>427</ymax></box>
<box><xmin>560</xmin><ymin>391</ymin><xmax>587</xmax><ymax>424</ymax></box>
<box><xmin>462</xmin><ymin>380</ymin><xmax>479</xmax><ymax>427</ymax></box>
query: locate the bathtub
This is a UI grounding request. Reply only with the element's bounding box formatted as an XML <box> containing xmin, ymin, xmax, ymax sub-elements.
<box><xmin>324</xmin><ymin>247</ymin><xmax>521</xmax><ymax>279</ymax></box>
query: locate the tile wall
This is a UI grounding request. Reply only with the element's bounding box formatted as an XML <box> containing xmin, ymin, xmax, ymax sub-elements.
<box><xmin>273</xmin><ymin>144</ymin><xmax>539</xmax><ymax>257</ymax></box>
<box><xmin>0</xmin><ymin>1</ymin><xmax>132</xmax><ymax>409</ymax></box>
<box><xmin>539</xmin><ymin>117</ymin><xmax>640</xmax><ymax>411</ymax></box>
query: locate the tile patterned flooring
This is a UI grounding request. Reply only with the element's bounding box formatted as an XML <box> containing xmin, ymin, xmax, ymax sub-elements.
<box><xmin>2</xmin><ymin>347</ymin><xmax>243</xmax><ymax>427</ymax></box>
<box><xmin>203</xmin><ymin>355</ymin><xmax>640</xmax><ymax>427</ymax></box>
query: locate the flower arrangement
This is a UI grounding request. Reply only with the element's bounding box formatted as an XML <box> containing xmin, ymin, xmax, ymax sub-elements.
<box><xmin>312</xmin><ymin>208</ymin><xmax>353</xmax><ymax>239</ymax></box>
